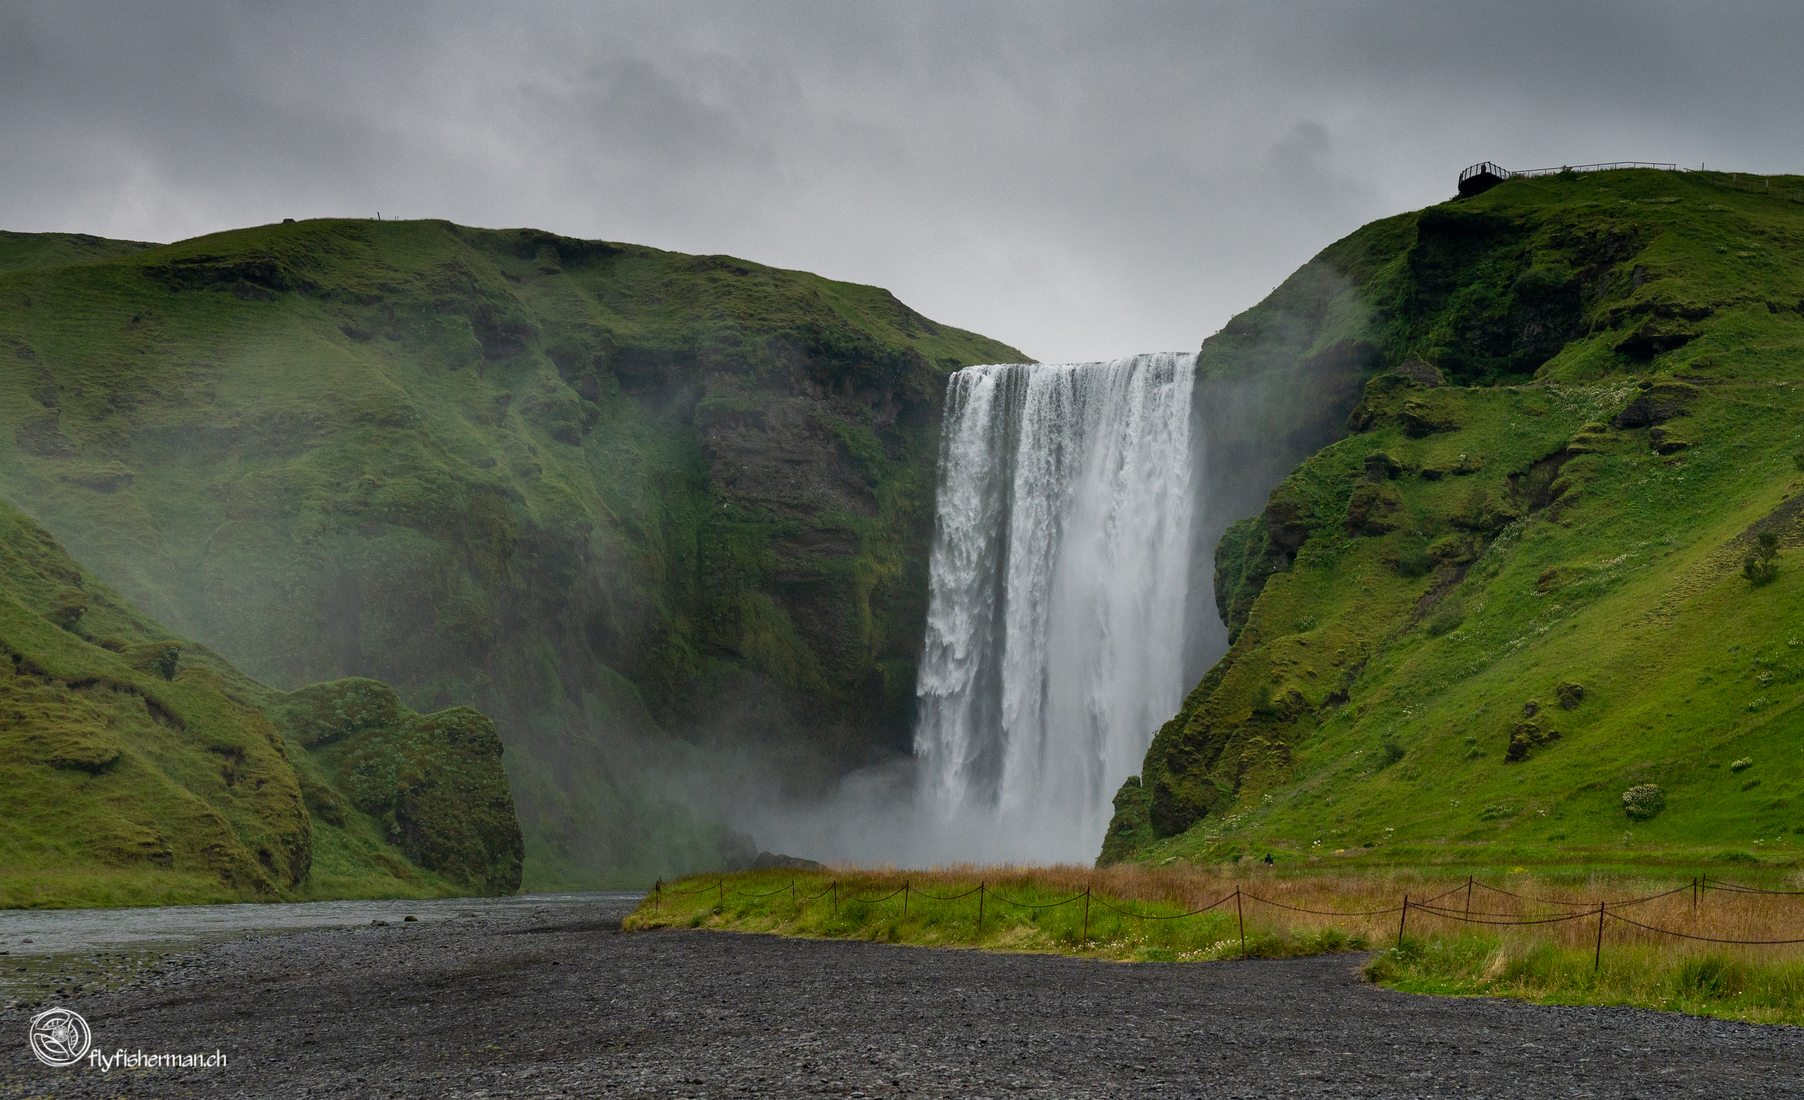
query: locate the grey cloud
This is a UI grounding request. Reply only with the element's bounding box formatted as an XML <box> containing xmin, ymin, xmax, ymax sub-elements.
<box><xmin>2</xmin><ymin>1</ymin><xmax>1801</xmax><ymax>360</ymax></box>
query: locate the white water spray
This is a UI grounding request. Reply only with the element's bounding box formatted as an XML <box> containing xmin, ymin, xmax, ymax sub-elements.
<box><xmin>912</xmin><ymin>352</ymin><xmax>1201</xmax><ymax>862</ymax></box>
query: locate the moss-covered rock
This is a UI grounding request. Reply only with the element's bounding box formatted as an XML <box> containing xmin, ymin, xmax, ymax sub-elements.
<box><xmin>308</xmin><ymin>701</ymin><xmax>523</xmax><ymax>895</ymax></box>
<box><xmin>1505</xmin><ymin>720</ymin><xmax>1560</xmax><ymax>763</ymax></box>
<box><xmin>1098</xmin><ymin>775</ymin><xmax>1154</xmax><ymax>865</ymax></box>
<box><xmin>281</xmin><ymin>678</ymin><xmax>405</xmax><ymax>748</ymax></box>
<box><xmin>1615</xmin><ymin>380</ymin><xmax>1700</xmax><ymax>428</ymax></box>
<box><xmin>1345</xmin><ymin>482</ymin><xmax>1406</xmax><ymax>535</ymax></box>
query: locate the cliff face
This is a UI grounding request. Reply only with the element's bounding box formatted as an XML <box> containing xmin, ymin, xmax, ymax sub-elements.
<box><xmin>1108</xmin><ymin>169</ymin><xmax>1804</xmax><ymax>867</ymax></box>
<box><xmin>0</xmin><ymin>499</ymin><xmax>520</xmax><ymax>907</ymax></box>
<box><xmin>0</xmin><ymin>221</ymin><xmax>1022</xmax><ymax>886</ymax></box>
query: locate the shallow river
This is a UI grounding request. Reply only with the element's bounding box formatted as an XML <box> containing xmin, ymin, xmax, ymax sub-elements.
<box><xmin>0</xmin><ymin>891</ymin><xmax>642</xmax><ymax>1004</ymax></box>
<box><xmin>0</xmin><ymin>891</ymin><xmax>642</xmax><ymax>956</ymax></box>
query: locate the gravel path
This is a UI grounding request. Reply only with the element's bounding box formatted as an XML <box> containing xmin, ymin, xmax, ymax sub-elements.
<box><xmin>2</xmin><ymin>894</ymin><xmax>1799</xmax><ymax>1098</ymax></box>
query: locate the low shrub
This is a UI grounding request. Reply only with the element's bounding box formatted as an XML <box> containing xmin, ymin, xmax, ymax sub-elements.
<box><xmin>1622</xmin><ymin>783</ymin><xmax>1666</xmax><ymax>820</ymax></box>
<box><xmin>1744</xmin><ymin>530</ymin><xmax>1780</xmax><ymax>586</ymax></box>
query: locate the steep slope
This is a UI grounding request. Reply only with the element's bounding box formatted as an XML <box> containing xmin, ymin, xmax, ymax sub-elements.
<box><xmin>0</xmin><ymin>220</ymin><xmax>1023</xmax><ymax>886</ymax></box>
<box><xmin>1108</xmin><ymin>168</ymin><xmax>1804</xmax><ymax>868</ymax></box>
<box><xmin>0</xmin><ymin>499</ymin><xmax>521</xmax><ymax>907</ymax></box>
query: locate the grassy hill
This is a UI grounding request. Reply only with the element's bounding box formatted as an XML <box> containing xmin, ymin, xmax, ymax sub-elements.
<box><xmin>1107</xmin><ymin>168</ymin><xmax>1804</xmax><ymax>871</ymax></box>
<box><xmin>0</xmin><ymin>218</ymin><xmax>1022</xmax><ymax>887</ymax></box>
<box><xmin>0</xmin><ymin>498</ymin><xmax>521</xmax><ymax>907</ymax></box>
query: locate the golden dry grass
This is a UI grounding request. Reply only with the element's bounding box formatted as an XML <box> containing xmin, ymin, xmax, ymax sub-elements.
<box><xmin>631</xmin><ymin>865</ymin><xmax>1804</xmax><ymax>1022</ymax></box>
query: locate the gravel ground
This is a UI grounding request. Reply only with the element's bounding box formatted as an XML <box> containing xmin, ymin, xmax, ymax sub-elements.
<box><xmin>2</xmin><ymin>894</ymin><xmax>1799</xmax><ymax>1098</ymax></box>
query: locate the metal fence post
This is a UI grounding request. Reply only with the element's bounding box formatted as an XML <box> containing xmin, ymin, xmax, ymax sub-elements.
<box><xmin>717</xmin><ymin>880</ymin><xmax>724</xmax><ymax>909</ymax></box>
<box><xmin>902</xmin><ymin>881</ymin><xmax>910</xmax><ymax>919</ymax></box>
<box><xmin>1593</xmin><ymin>902</ymin><xmax>1606</xmax><ymax>971</ymax></box>
<box><xmin>977</xmin><ymin>883</ymin><xmax>985</xmax><ymax>935</ymax></box>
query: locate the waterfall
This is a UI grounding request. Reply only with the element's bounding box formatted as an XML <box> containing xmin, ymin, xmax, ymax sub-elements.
<box><xmin>913</xmin><ymin>352</ymin><xmax>1200</xmax><ymax>862</ymax></box>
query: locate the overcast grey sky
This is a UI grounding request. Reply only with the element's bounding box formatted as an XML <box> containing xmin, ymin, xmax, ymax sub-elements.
<box><xmin>3</xmin><ymin>2</ymin><xmax>1800</xmax><ymax>361</ymax></box>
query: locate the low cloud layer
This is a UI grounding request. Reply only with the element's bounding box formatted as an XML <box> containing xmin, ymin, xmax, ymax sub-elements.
<box><xmin>4</xmin><ymin>1</ymin><xmax>1799</xmax><ymax>360</ymax></box>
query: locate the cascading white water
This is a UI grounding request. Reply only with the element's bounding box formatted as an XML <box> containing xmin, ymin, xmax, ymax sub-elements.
<box><xmin>913</xmin><ymin>352</ymin><xmax>1200</xmax><ymax>862</ymax></box>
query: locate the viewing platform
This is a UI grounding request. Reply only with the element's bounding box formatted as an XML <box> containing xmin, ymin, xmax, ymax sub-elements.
<box><xmin>1458</xmin><ymin>160</ymin><xmax>1679</xmax><ymax>197</ymax></box>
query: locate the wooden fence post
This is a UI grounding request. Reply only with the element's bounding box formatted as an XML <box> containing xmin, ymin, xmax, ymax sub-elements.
<box><xmin>977</xmin><ymin>883</ymin><xmax>985</xmax><ymax>935</ymax></box>
<box><xmin>1082</xmin><ymin>886</ymin><xmax>1092</xmax><ymax>943</ymax></box>
<box><xmin>1593</xmin><ymin>902</ymin><xmax>1606</xmax><ymax>971</ymax></box>
<box><xmin>1235</xmin><ymin>888</ymin><xmax>1246</xmax><ymax>958</ymax></box>
<box><xmin>1397</xmin><ymin>896</ymin><xmax>1409</xmax><ymax>949</ymax></box>
<box><xmin>902</xmin><ymin>881</ymin><xmax>910</xmax><ymax>919</ymax></box>
<box><xmin>1464</xmin><ymin>875</ymin><xmax>1474</xmax><ymax>920</ymax></box>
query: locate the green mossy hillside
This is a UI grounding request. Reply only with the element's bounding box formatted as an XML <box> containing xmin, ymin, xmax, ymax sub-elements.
<box><xmin>0</xmin><ymin>219</ymin><xmax>1023</xmax><ymax>887</ymax></box>
<box><xmin>1107</xmin><ymin>169</ymin><xmax>1804</xmax><ymax>869</ymax></box>
<box><xmin>0</xmin><ymin>499</ymin><xmax>521</xmax><ymax>907</ymax></box>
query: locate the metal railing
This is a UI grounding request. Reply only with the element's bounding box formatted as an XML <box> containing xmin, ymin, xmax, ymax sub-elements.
<box><xmin>1510</xmin><ymin>161</ymin><xmax>1678</xmax><ymax>178</ymax></box>
<box><xmin>1458</xmin><ymin>161</ymin><xmax>1510</xmax><ymax>184</ymax></box>
<box><xmin>1459</xmin><ymin>160</ymin><xmax>1678</xmax><ymax>185</ymax></box>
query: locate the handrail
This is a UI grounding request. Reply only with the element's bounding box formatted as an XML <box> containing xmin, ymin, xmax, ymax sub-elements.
<box><xmin>1459</xmin><ymin>160</ymin><xmax>1678</xmax><ymax>187</ymax></box>
<box><xmin>1510</xmin><ymin>161</ymin><xmax>1678</xmax><ymax>177</ymax></box>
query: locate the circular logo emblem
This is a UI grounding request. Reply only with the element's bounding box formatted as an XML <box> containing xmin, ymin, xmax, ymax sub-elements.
<box><xmin>28</xmin><ymin>1007</ymin><xmax>92</xmax><ymax>1068</ymax></box>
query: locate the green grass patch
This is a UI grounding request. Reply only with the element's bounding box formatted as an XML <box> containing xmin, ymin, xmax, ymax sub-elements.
<box><xmin>1370</xmin><ymin>935</ymin><xmax>1804</xmax><ymax>1027</ymax></box>
<box><xmin>633</xmin><ymin>865</ymin><xmax>1804</xmax><ymax>1025</ymax></box>
<box><xmin>628</xmin><ymin>868</ymin><xmax>1377</xmax><ymax>963</ymax></box>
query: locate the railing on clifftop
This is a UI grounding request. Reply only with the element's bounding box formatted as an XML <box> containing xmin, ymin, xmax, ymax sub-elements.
<box><xmin>1458</xmin><ymin>159</ymin><xmax>1679</xmax><ymax>196</ymax></box>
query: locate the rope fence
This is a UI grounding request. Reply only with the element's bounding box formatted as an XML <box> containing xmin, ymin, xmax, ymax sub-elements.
<box><xmin>646</xmin><ymin>870</ymin><xmax>1804</xmax><ymax>968</ymax></box>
